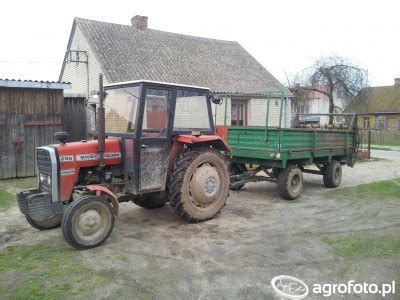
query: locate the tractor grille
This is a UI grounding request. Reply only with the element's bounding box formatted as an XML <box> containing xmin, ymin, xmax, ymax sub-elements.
<box><xmin>37</xmin><ymin>148</ymin><xmax>52</xmax><ymax>194</ymax></box>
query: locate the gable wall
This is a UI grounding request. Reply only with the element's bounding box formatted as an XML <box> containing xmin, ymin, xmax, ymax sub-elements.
<box><xmin>60</xmin><ymin>25</ymin><xmax>106</xmax><ymax>134</ymax></box>
<box><xmin>212</xmin><ymin>98</ymin><xmax>289</xmax><ymax>127</ymax></box>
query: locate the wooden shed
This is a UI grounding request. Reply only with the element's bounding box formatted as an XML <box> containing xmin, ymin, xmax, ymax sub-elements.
<box><xmin>0</xmin><ymin>79</ymin><xmax>71</xmax><ymax>179</ymax></box>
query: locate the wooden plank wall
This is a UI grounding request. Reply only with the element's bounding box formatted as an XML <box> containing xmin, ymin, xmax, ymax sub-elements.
<box><xmin>62</xmin><ymin>97</ymin><xmax>87</xmax><ymax>142</ymax></box>
<box><xmin>0</xmin><ymin>87</ymin><xmax>63</xmax><ymax>179</ymax></box>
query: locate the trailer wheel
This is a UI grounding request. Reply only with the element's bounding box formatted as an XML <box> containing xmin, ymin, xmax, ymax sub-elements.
<box><xmin>229</xmin><ymin>163</ymin><xmax>246</xmax><ymax>191</ymax></box>
<box><xmin>168</xmin><ymin>147</ymin><xmax>230</xmax><ymax>223</ymax></box>
<box><xmin>61</xmin><ymin>196</ymin><xmax>115</xmax><ymax>250</ymax></box>
<box><xmin>323</xmin><ymin>160</ymin><xmax>342</xmax><ymax>188</ymax></box>
<box><xmin>132</xmin><ymin>192</ymin><xmax>168</xmax><ymax>209</ymax></box>
<box><xmin>26</xmin><ymin>214</ymin><xmax>62</xmax><ymax>230</ymax></box>
<box><xmin>277</xmin><ymin>165</ymin><xmax>304</xmax><ymax>200</ymax></box>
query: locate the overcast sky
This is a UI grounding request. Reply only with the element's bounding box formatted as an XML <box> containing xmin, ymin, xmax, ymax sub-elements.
<box><xmin>1</xmin><ymin>0</ymin><xmax>399</xmax><ymax>87</ymax></box>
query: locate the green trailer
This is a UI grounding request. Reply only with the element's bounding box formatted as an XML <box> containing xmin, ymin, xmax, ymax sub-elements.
<box><xmin>217</xmin><ymin>92</ymin><xmax>359</xmax><ymax>200</ymax></box>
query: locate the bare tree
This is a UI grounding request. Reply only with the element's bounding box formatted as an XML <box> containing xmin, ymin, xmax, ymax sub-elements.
<box><xmin>288</xmin><ymin>56</ymin><xmax>369</xmax><ymax>124</ymax></box>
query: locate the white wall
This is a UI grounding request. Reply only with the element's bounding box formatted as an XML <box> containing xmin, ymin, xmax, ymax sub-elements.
<box><xmin>60</xmin><ymin>24</ymin><xmax>106</xmax><ymax>134</ymax></box>
<box><xmin>212</xmin><ymin>97</ymin><xmax>290</xmax><ymax>128</ymax></box>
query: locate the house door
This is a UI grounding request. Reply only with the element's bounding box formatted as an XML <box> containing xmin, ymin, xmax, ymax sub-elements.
<box><xmin>386</xmin><ymin>117</ymin><xmax>397</xmax><ymax>132</ymax></box>
<box><xmin>231</xmin><ymin>100</ymin><xmax>247</xmax><ymax>126</ymax></box>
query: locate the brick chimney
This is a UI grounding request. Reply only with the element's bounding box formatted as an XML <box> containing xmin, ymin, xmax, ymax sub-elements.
<box><xmin>395</xmin><ymin>78</ymin><xmax>400</xmax><ymax>86</ymax></box>
<box><xmin>131</xmin><ymin>15</ymin><xmax>148</xmax><ymax>30</ymax></box>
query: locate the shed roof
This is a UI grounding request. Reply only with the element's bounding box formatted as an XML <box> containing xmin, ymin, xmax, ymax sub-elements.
<box><xmin>62</xmin><ymin>18</ymin><xmax>290</xmax><ymax>96</ymax></box>
<box><xmin>346</xmin><ymin>85</ymin><xmax>400</xmax><ymax>113</ymax></box>
<box><xmin>0</xmin><ymin>78</ymin><xmax>71</xmax><ymax>90</ymax></box>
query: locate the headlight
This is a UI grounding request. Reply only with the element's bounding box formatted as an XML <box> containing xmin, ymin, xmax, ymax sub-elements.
<box><xmin>46</xmin><ymin>176</ymin><xmax>51</xmax><ymax>185</ymax></box>
<box><xmin>39</xmin><ymin>173</ymin><xmax>45</xmax><ymax>182</ymax></box>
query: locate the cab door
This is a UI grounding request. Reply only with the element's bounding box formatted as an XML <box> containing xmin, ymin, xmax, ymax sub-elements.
<box><xmin>137</xmin><ymin>86</ymin><xmax>174</xmax><ymax>192</ymax></box>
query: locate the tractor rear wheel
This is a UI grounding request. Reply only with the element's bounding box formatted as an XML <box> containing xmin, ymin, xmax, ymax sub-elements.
<box><xmin>229</xmin><ymin>163</ymin><xmax>247</xmax><ymax>191</ymax></box>
<box><xmin>277</xmin><ymin>165</ymin><xmax>304</xmax><ymax>200</ymax></box>
<box><xmin>26</xmin><ymin>214</ymin><xmax>62</xmax><ymax>230</ymax></box>
<box><xmin>132</xmin><ymin>192</ymin><xmax>168</xmax><ymax>209</ymax></box>
<box><xmin>323</xmin><ymin>160</ymin><xmax>342</xmax><ymax>188</ymax></box>
<box><xmin>168</xmin><ymin>147</ymin><xmax>230</xmax><ymax>223</ymax></box>
<box><xmin>61</xmin><ymin>195</ymin><xmax>115</xmax><ymax>250</ymax></box>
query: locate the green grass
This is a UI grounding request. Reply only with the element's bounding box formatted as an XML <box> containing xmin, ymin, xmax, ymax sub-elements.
<box><xmin>355</xmin><ymin>156</ymin><xmax>387</xmax><ymax>164</ymax></box>
<box><xmin>0</xmin><ymin>244</ymin><xmax>112</xmax><ymax>299</ymax></box>
<box><xmin>0</xmin><ymin>177</ymin><xmax>37</xmax><ymax>189</ymax></box>
<box><xmin>0</xmin><ymin>188</ymin><xmax>15</xmax><ymax>212</ymax></box>
<box><xmin>323</xmin><ymin>234</ymin><xmax>400</xmax><ymax>259</ymax></box>
<box><xmin>370</xmin><ymin>146</ymin><xmax>393</xmax><ymax>151</ymax></box>
<box><xmin>334</xmin><ymin>178</ymin><xmax>400</xmax><ymax>200</ymax></box>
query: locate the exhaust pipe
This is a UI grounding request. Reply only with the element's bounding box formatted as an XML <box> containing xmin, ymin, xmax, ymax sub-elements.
<box><xmin>98</xmin><ymin>73</ymin><xmax>105</xmax><ymax>167</ymax></box>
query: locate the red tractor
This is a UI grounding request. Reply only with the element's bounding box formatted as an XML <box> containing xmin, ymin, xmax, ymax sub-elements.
<box><xmin>17</xmin><ymin>75</ymin><xmax>230</xmax><ymax>249</ymax></box>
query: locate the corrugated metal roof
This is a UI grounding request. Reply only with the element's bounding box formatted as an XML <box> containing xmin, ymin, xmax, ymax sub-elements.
<box><xmin>346</xmin><ymin>85</ymin><xmax>400</xmax><ymax>113</ymax></box>
<box><xmin>0</xmin><ymin>78</ymin><xmax>71</xmax><ymax>90</ymax></box>
<box><xmin>71</xmin><ymin>18</ymin><xmax>291</xmax><ymax>96</ymax></box>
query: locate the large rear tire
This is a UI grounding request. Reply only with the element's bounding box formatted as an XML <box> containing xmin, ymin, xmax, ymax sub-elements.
<box><xmin>61</xmin><ymin>196</ymin><xmax>115</xmax><ymax>250</ymax></box>
<box><xmin>132</xmin><ymin>192</ymin><xmax>168</xmax><ymax>209</ymax></box>
<box><xmin>26</xmin><ymin>214</ymin><xmax>62</xmax><ymax>230</ymax></box>
<box><xmin>168</xmin><ymin>147</ymin><xmax>230</xmax><ymax>223</ymax></box>
<box><xmin>323</xmin><ymin>160</ymin><xmax>342</xmax><ymax>188</ymax></box>
<box><xmin>277</xmin><ymin>165</ymin><xmax>304</xmax><ymax>200</ymax></box>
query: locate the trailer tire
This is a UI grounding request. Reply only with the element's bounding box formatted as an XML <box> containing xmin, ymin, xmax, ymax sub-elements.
<box><xmin>132</xmin><ymin>192</ymin><xmax>168</xmax><ymax>209</ymax></box>
<box><xmin>61</xmin><ymin>195</ymin><xmax>115</xmax><ymax>250</ymax></box>
<box><xmin>229</xmin><ymin>163</ymin><xmax>246</xmax><ymax>191</ymax></box>
<box><xmin>26</xmin><ymin>214</ymin><xmax>62</xmax><ymax>230</ymax></box>
<box><xmin>277</xmin><ymin>165</ymin><xmax>303</xmax><ymax>200</ymax></box>
<box><xmin>168</xmin><ymin>147</ymin><xmax>230</xmax><ymax>223</ymax></box>
<box><xmin>323</xmin><ymin>160</ymin><xmax>342</xmax><ymax>188</ymax></box>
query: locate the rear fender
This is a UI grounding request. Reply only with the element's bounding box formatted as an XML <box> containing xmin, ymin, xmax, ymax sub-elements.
<box><xmin>174</xmin><ymin>135</ymin><xmax>231</xmax><ymax>151</ymax></box>
<box><xmin>85</xmin><ymin>185</ymin><xmax>119</xmax><ymax>217</ymax></box>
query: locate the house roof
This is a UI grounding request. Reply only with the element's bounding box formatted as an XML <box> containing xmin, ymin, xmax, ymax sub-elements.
<box><xmin>0</xmin><ymin>78</ymin><xmax>71</xmax><ymax>90</ymax></box>
<box><xmin>346</xmin><ymin>85</ymin><xmax>400</xmax><ymax>113</ymax></box>
<box><xmin>61</xmin><ymin>18</ymin><xmax>290</xmax><ymax>96</ymax></box>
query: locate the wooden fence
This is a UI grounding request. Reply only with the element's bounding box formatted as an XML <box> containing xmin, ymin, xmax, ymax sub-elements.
<box><xmin>360</xmin><ymin>130</ymin><xmax>400</xmax><ymax>145</ymax></box>
<box><xmin>0</xmin><ymin>89</ymin><xmax>87</xmax><ymax>179</ymax></box>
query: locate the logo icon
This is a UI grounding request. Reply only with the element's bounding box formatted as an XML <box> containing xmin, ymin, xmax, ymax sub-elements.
<box><xmin>271</xmin><ymin>275</ymin><xmax>309</xmax><ymax>299</ymax></box>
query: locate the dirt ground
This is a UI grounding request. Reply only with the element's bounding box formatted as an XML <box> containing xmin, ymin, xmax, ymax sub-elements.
<box><xmin>0</xmin><ymin>149</ymin><xmax>399</xmax><ymax>299</ymax></box>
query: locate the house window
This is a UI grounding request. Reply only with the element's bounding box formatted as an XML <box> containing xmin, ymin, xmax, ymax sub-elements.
<box><xmin>375</xmin><ymin>116</ymin><xmax>385</xmax><ymax>130</ymax></box>
<box><xmin>231</xmin><ymin>99</ymin><xmax>248</xmax><ymax>126</ymax></box>
<box><xmin>299</xmin><ymin>103</ymin><xmax>310</xmax><ymax>114</ymax></box>
<box><xmin>362</xmin><ymin>116</ymin><xmax>371</xmax><ymax>129</ymax></box>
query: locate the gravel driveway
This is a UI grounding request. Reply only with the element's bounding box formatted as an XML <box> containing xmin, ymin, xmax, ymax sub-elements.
<box><xmin>0</xmin><ymin>152</ymin><xmax>399</xmax><ymax>299</ymax></box>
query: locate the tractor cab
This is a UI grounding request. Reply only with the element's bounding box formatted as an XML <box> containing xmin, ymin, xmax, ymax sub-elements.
<box><xmin>17</xmin><ymin>77</ymin><xmax>230</xmax><ymax>250</ymax></box>
<box><xmin>103</xmin><ymin>80</ymin><xmax>220</xmax><ymax>194</ymax></box>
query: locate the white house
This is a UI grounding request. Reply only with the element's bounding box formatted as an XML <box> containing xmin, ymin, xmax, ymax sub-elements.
<box><xmin>296</xmin><ymin>88</ymin><xmax>346</xmax><ymax>124</ymax></box>
<box><xmin>59</xmin><ymin>16</ymin><xmax>292</xmax><ymax>135</ymax></box>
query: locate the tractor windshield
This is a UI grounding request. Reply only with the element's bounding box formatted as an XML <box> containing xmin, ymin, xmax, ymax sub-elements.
<box><xmin>173</xmin><ymin>89</ymin><xmax>211</xmax><ymax>131</ymax></box>
<box><xmin>104</xmin><ymin>86</ymin><xmax>139</xmax><ymax>133</ymax></box>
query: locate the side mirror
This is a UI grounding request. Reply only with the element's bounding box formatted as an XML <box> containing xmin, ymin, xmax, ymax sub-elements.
<box><xmin>54</xmin><ymin>132</ymin><xmax>69</xmax><ymax>144</ymax></box>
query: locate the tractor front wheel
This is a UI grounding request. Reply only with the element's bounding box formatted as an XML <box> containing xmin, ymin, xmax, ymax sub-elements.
<box><xmin>26</xmin><ymin>214</ymin><xmax>62</xmax><ymax>230</ymax></box>
<box><xmin>168</xmin><ymin>147</ymin><xmax>230</xmax><ymax>223</ymax></box>
<box><xmin>61</xmin><ymin>196</ymin><xmax>115</xmax><ymax>250</ymax></box>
